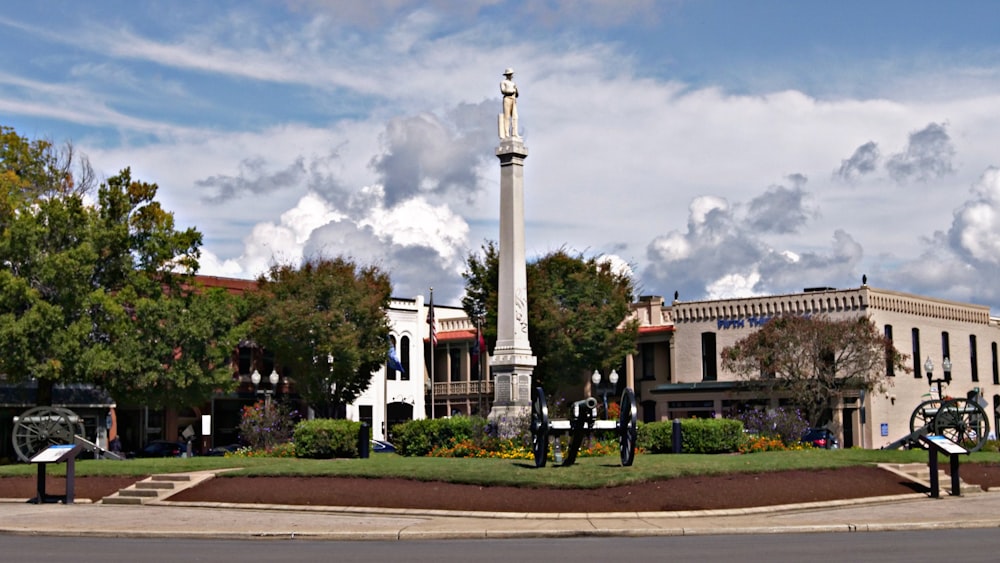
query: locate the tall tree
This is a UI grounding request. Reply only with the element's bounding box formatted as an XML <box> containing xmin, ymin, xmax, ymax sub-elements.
<box><xmin>248</xmin><ymin>257</ymin><xmax>393</xmax><ymax>416</ymax></box>
<box><xmin>720</xmin><ymin>314</ymin><xmax>908</xmax><ymax>426</ymax></box>
<box><xmin>0</xmin><ymin>126</ymin><xmax>237</xmax><ymax>407</ymax></box>
<box><xmin>463</xmin><ymin>243</ymin><xmax>638</xmax><ymax>394</ymax></box>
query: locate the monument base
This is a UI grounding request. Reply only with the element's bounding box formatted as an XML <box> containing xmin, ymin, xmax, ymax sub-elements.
<box><xmin>488</xmin><ymin>367</ymin><xmax>534</xmax><ymax>437</ymax></box>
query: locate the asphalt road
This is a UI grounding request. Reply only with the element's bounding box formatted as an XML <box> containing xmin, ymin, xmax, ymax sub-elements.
<box><xmin>5</xmin><ymin>529</ymin><xmax>1000</xmax><ymax>562</ymax></box>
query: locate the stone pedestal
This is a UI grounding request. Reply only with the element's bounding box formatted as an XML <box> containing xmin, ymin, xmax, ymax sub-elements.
<box><xmin>490</xmin><ymin>137</ymin><xmax>536</xmax><ymax>427</ymax></box>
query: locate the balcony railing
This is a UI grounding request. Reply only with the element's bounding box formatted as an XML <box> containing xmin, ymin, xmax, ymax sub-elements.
<box><xmin>433</xmin><ymin>380</ymin><xmax>493</xmax><ymax>397</ymax></box>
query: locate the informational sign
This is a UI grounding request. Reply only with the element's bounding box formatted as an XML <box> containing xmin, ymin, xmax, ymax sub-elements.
<box><xmin>30</xmin><ymin>444</ymin><xmax>77</xmax><ymax>463</ymax></box>
<box><xmin>880</xmin><ymin>423</ymin><xmax>888</xmax><ymax>437</ymax></box>
<box><xmin>923</xmin><ymin>434</ymin><xmax>968</xmax><ymax>455</ymax></box>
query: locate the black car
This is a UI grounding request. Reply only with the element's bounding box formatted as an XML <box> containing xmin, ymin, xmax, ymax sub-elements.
<box><xmin>372</xmin><ymin>439</ymin><xmax>396</xmax><ymax>453</ymax></box>
<box><xmin>801</xmin><ymin>428</ymin><xmax>838</xmax><ymax>449</ymax></box>
<box><xmin>137</xmin><ymin>440</ymin><xmax>188</xmax><ymax>458</ymax></box>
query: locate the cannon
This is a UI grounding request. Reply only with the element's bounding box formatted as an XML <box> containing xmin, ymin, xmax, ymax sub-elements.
<box><xmin>884</xmin><ymin>372</ymin><xmax>990</xmax><ymax>452</ymax></box>
<box><xmin>530</xmin><ymin>386</ymin><xmax>638</xmax><ymax>468</ymax></box>
<box><xmin>11</xmin><ymin>405</ymin><xmax>124</xmax><ymax>462</ymax></box>
<box><xmin>11</xmin><ymin>406</ymin><xmax>85</xmax><ymax>462</ymax></box>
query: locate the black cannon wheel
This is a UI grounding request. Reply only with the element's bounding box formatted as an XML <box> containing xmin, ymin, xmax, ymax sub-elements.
<box><xmin>932</xmin><ymin>397</ymin><xmax>990</xmax><ymax>452</ymax></box>
<box><xmin>909</xmin><ymin>398</ymin><xmax>943</xmax><ymax>435</ymax></box>
<box><xmin>12</xmin><ymin>406</ymin><xmax>84</xmax><ymax>462</ymax></box>
<box><xmin>530</xmin><ymin>386</ymin><xmax>550</xmax><ymax>468</ymax></box>
<box><xmin>618</xmin><ymin>388</ymin><xmax>638</xmax><ymax>466</ymax></box>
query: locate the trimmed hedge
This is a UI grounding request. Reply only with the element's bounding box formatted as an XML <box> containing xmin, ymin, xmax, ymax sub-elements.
<box><xmin>294</xmin><ymin>418</ymin><xmax>363</xmax><ymax>459</ymax></box>
<box><xmin>392</xmin><ymin>416</ymin><xmax>485</xmax><ymax>456</ymax></box>
<box><xmin>637</xmin><ymin>418</ymin><xmax>744</xmax><ymax>454</ymax></box>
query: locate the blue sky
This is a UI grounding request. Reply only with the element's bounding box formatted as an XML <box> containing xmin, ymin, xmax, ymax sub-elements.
<box><xmin>4</xmin><ymin>1</ymin><xmax>1000</xmax><ymax>310</ymax></box>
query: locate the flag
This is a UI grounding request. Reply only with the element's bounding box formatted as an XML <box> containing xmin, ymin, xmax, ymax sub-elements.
<box><xmin>387</xmin><ymin>340</ymin><xmax>405</xmax><ymax>374</ymax></box>
<box><xmin>471</xmin><ymin>325</ymin><xmax>485</xmax><ymax>366</ymax></box>
<box><xmin>427</xmin><ymin>292</ymin><xmax>437</xmax><ymax>348</ymax></box>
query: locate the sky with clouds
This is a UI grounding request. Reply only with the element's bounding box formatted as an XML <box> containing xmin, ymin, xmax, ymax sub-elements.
<box><xmin>3</xmin><ymin>1</ymin><xmax>1000</xmax><ymax>311</ymax></box>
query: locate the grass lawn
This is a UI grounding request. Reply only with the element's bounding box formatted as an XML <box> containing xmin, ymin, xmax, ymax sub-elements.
<box><xmin>3</xmin><ymin>448</ymin><xmax>998</xmax><ymax>489</ymax></box>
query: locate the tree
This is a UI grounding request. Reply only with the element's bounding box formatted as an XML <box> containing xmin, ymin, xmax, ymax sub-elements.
<box><xmin>462</xmin><ymin>243</ymin><xmax>638</xmax><ymax>394</ymax></box>
<box><xmin>248</xmin><ymin>257</ymin><xmax>393</xmax><ymax>416</ymax></box>
<box><xmin>0</xmin><ymin>125</ymin><xmax>238</xmax><ymax>407</ymax></box>
<box><xmin>720</xmin><ymin>314</ymin><xmax>908</xmax><ymax>426</ymax></box>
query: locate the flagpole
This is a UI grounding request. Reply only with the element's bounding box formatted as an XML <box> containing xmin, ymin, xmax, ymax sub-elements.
<box><xmin>476</xmin><ymin>316</ymin><xmax>483</xmax><ymax>416</ymax></box>
<box><xmin>429</xmin><ymin>288</ymin><xmax>435</xmax><ymax>420</ymax></box>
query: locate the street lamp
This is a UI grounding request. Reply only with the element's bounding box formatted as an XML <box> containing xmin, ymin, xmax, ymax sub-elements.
<box><xmin>251</xmin><ymin>368</ymin><xmax>280</xmax><ymax>406</ymax></box>
<box><xmin>924</xmin><ymin>357</ymin><xmax>933</xmax><ymax>382</ymax></box>
<box><xmin>591</xmin><ymin>369</ymin><xmax>619</xmax><ymax>420</ymax></box>
<box><xmin>942</xmin><ymin>356</ymin><xmax>952</xmax><ymax>383</ymax></box>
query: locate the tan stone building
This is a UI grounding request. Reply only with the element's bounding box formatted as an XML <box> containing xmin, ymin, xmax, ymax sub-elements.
<box><xmin>625</xmin><ymin>284</ymin><xmax>1000</xmax><ymax>449</ymax></box>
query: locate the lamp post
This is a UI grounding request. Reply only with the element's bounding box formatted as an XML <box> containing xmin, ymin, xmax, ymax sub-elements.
<box><xmin>251</xmin><ymin>369</ymin><xmax>280</xmax><ymax>407</ymax></box>
<box><xmin>925</xmin><ymin>356</ymin><xmax>952</xmax><ymax>399</ymax></box>
<box><xmin>591</xmin><ymin>369</ymin><xmax>619</xmax><ymax>420</ymax></box>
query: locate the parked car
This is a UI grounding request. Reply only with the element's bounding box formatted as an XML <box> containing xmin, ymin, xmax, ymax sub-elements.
<box><xmin>371</xmin><ymin>439</ymin><xmax>396</xmax><ymax>453</ymax></box>
<box><xmin>137</xmin><ymin>440</ymin><xmax>188</xmax><ymax>458</ymax></box>
<box><xmin>802</xmin><ymin>428</ymin><xmax>839</xmax><ymax>449</ymax></box>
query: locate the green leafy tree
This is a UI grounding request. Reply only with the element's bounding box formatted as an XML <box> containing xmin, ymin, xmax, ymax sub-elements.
<box><xmin>720</xmin><ymin>314</ymin><xmax>908</xmax><ymax>426</ymax></box>
<box><xmin>248</xmin><ymin>257</ymin><xmax>393</xmax><ymax>416</ymax></box>
<box><xmin>462</xmin><ymin>243</ymin><xmax>638</xmax><ymax>394</ymax></box>
<box><xmin>0</xmin><ymin>126</ymin><xmax>239</xmax><ymax>407</ymax></box>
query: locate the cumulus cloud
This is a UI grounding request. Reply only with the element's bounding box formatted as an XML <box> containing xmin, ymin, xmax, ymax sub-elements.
<box><xmin>834</xmin><ymin>141</ymin><xmax>880</xmax><ymax>183</ymax></box>
<box><xmin>948</xmin><ymin>167</ymin><xmax>1000</xmax><ymax>266</ymax></box>
<box><xmin>197</xmin><ymin>156</ymin><xmax>308</xmax><ymax>203</ymax></box>
<box><xmin>746</xmin><ymin>174</ymin><xmax>813</xmax><ymax>234</ymax></box>
<box><xmin>369</xmin><ymin>101</ymin><xmax>495</xmax><ymax>207</ymax></box>
<box><xmin>644</xmin><ymin>183</ymin><xmax>863</xmax><ymax>302</ymax></box>
<box><xmin>886</xmin><ymin>122</ymin><xmax>955</xmax><ymax>184</ymax></box>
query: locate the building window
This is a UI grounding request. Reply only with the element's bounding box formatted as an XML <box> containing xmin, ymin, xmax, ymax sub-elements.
<box><xmin>640</xmin><ymin>400</ymin><xmax>657</xmax><ymax>424</ymax></box>
<box><xmin>641</xmin><ymin>343</ymin><xmax>655</xmax><ymax>380</ymax></box>
<box><xmin>884</xmin><ymin>325</ymin><xmax>894</xmax><ymax>377</ymax></box>
<box><xmin>387</xmin><ymin>336</ymin><xmax>398</xmax><ymax>381</ymax></box>
<box><xmin>912</xmin><ymin>328</ymin><xmax>922</xmax><ymax>379</ymax></box>
<box><xmin>359</xmin><ymin>405</ymin><xmax>373</xmax><ymax>429</ymax></box>
<box><xmin>970</xmin><ymin>335</ymin><xmax>979</xmax><ymax>382</ymax></box>
<box><xmin>450</xmin><ymin>348</ymin><xmax>462</xmax><ymax>382</ymax></box>
<box><xmin>942</xmin><ymin>331</ymin><xmax>951</xmax><ymax>362</ymax></box>
<box><xmin>237</xmin><ymin>344</ymin><xmax>254</xmax><ymax>375</ymax></box>
<box><xmin>701</xmin><ymin>332</ymin><xmax>717</xmax><ymax>381</ymax></box>
<box><xmin>992</xmin><ymin>342</ymin><xmax>998</xmax><ymax>385</ymax></box>
<box><xmin>400</xmin><ymin>336</ymin><xmax>410</xmax><ymax>381</ymax></box>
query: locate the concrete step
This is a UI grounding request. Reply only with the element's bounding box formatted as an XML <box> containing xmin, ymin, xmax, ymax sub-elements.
<box><xmin>118</xmin><ymin>488</ymin><xmax>160</xmax><ymax>498</ymax></box>
<box><xmin>135</xmin><ymin>481</ymin><xmax>176</xmax><ymax>490</ymax></box>
<box><xmin>101</xmin><ymin>471</ymin><xmax>220</xmax><ymax>505</ymax></box>
<box><xmin>101</xmin><ymin>496</ymin><xmax>144</xmax><ymax>505</ymax></box>
<box><xmin>151</xmin><ymin>474</ymin><xmax>191</xmax><ymax>482</ymax></box>
<box><xmin>878</xmin><ymin>462</ymin><xmax>984</xmax><ymax>495</ymax></box>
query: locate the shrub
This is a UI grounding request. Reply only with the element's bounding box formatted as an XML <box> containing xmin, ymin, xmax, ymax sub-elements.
<box><xmin>392</xmin><ymin>416</ymin><xmax>490</xmax><ymax>456</ymax></box>
<box><xmin>293</xmin><ymin>418</ymin><xmax>362</xmax><ymax>459</ymax></box>
<box><xmin>637</xmin><ymin>420</ymin><xmax>673</xmax><ymax>453</ymax></box>
<box><xmin>680</xmin><ymin>418</ymin><xmax>743</xmax><ymax>453</ymax></box>
<box><xmin>636</xmin><ymin>418</ymin><xmax>743</xmax><ymax>454</ymax></box>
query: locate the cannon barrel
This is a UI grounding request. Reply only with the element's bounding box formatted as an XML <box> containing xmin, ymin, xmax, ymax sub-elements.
<box><xmin>571</xmin><ymin>397</ymin><xmax>598</xmax><ymax>420</ymax></box>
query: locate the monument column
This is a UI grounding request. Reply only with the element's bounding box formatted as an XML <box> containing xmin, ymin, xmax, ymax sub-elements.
<box><xmin>490</xmin><ymin>68</ymin><xmax>536</xmax><ymax>422</ymax></box>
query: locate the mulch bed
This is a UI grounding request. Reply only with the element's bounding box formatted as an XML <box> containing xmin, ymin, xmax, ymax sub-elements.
<box><xmin>5</xmin><ymin>463</ymin><xmax>1000</xmax><ymax>511</ymax></box>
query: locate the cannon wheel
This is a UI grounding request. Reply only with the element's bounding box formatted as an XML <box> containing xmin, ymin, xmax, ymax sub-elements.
<box><xmin>530</xmin><ymin>387</ymin><xmax>550</xmax><ymax>468</ymax></box>
<box><xmin>12</xmin><ymin>406</ymin><xmax>84</xmax><ymax>462</ymax></box>
<box><xmin>909</xmin><ymin>398</ymin><xmax>942</xmax><ymax>435</ymax></box>
<box><xmin>932</xmin><ymin>398</ymin><xmax>990</xmax><ymax>452</ymax></box>
<box><xmin>618</xmin><ymin>388</ymin><xmax>638</xmax><ymax>466</ymax></box>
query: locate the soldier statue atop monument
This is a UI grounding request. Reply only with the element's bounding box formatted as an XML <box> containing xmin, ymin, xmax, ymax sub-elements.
<box><xmin>499</xmin><ymin>68</ymin><xmax>519</xmax><ymax>139</ymax></box>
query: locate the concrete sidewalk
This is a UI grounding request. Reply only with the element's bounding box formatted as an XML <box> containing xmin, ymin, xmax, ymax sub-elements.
<box><xmin>2</xmin><ymin>490</ymin><xmax>1000</xmax><ymax>540</ymax></box>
